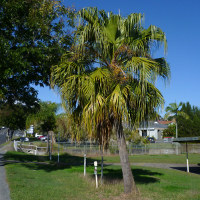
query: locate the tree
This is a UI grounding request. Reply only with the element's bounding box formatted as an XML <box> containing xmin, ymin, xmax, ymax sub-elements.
<box><xmin>162</xmin><ymin>124</ymin><xmax>176</xmax><ymax>137</ymax></box>
<box><xmin>56</xmin><ymin>113</ymin><xmax>87</xmax><ymax>141</ymax></box>
<box><xmin>165</xmin><ymin>102</ymin><xmax>189</xmax><ymax>138</ymax></box>
<box><xmin>177</xmin><ymin>102</ymin><xmax>200</xmax><ymax>137</ymax></box>
<box><xmin>0</xmin><ymin>0</ymin><xmax>73</xmax><ymax>106</ymax></box>
<box><xmin>0</xmin><ymin>102</ymin><xmax>39</xmax><ymax>130</ymax></box>
<box><xmin>26</xmin><ymin>101</ymin><xmax>59</xmax><ymax>134</ymax></box>
<box><xmin>51</xmin><ymin>7</ymin><xmax>170</xmax><ymax>193</ymax></box>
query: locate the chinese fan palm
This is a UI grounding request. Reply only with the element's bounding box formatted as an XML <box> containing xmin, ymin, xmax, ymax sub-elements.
<box><xmin>51</xmin><ymin>7</ymin><xmax>170</xmax><ymax>193</ymax></box>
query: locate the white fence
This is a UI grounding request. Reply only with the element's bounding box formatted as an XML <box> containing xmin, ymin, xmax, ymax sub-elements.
<box><xmin>13</xmin><ymin>140</ymin><xmax>47</xmax><ymax>155</ymax></box>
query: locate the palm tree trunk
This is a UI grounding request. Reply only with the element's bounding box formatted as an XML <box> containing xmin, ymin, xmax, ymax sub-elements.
<box><xmin>115</xmin><ymin>120</ymin><xmax>137</xmax><ymax>194</ymax></box>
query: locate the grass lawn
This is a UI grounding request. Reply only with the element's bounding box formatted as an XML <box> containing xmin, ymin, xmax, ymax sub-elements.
<box><xmin>6</xmin><ymin>151</ymin><xmax>200</xmax><ymax>165</ymax></box>
<box><xmin>91</xmin><ymin>153</ymin><xmax>200</xmax><ymax>165</ymax></box>
<box><xmin>4</xmin><ymin>151</ymin><xmax>200</xmax><ymax>200</ymax></box>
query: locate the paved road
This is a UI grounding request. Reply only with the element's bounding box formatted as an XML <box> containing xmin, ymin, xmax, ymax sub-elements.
<box><xmin>106</xmin><ymin>162</ymin><xmax>200</xmax><ymax>175</ymax></box>
<box><xmin>0</xmin><ymin>147</ymin><xmax>10</xmax><ymax>200</ymax></box>
<box><xmin>134</xmin><ymin>163</ymin><xmax>200</xmax><ymax>174</ymax></box>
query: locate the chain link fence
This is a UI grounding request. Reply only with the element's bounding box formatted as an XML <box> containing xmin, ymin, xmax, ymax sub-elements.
<box><xmin>12</xmin><ymin>139</ymin><xmax>200</xmax><ymax>156</ymax></box>
<box><xmin>54</xmin><ymin>142</ymin><xmax>200</xmax><ymax>156</ymax></box>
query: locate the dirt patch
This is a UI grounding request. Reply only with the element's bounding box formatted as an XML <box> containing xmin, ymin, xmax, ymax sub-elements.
<box><xmin>0</xmin><ymin>141</ymin><xmax>14</xmax><ymax>152</ymax></box>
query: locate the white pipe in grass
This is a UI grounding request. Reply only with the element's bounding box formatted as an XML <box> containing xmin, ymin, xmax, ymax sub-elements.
<box><xmin>187</xmin><ymin>159</ymin><xmax>189</xmax><ymax>173</ymax></box>
<box><xmin>94</xmin><ymin>161</ymin><xmax>98</xmax><ymax>188</ymax></box>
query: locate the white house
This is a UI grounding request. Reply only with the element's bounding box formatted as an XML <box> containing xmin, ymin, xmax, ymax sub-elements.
<box><xmin>138</xmin><ymin>121</ymin><xmax>173</xmax><ymax>140</ymax></box>
<box><xmin>27</xmin><ymin>125</ymin><xmax>34</xmax><ymax>135</ymax></box>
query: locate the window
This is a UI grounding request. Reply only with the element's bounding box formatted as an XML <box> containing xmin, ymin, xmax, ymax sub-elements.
<box><xmin>142</xmin><ymin>130</ymin><xmax>147</xmax><ymax>137</ymax></box>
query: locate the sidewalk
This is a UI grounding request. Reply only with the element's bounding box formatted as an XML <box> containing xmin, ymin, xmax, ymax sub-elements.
<box><xmin>0</xmin><ymin>146</ymin><xmax>11</xmax><ymax>200</ymax></box>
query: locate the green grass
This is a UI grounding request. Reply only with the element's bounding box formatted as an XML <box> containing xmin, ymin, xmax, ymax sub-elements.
<box><xmin>5</xmin><ymin>152</ymin><xmax>123</xmax><ymax>200</ymax></box>
<box><xmin>5</xmin><ymin>151</ymin><xmax>200</xmax><ymax>165</ymax></box>
<box><xmin>91</xmin><ymin>153</ymin><xmax>200</xmax><ymax>164</ymax></box>
<box><xmin>105</xmin><ymin>165</ymin><xmax>200</xmax><ymax>200</ymax></box>
<box><xmin>6</xmin><ymin>164</ymin><xmax>101</xmax><ymax>200</ymax></box>
<box><xmin>4</xmin><ymin>151</ymin><xmax>200</xmax><ymax>200</ymax></box>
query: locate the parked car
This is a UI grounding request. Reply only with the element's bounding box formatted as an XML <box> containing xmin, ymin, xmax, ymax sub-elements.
<box><xmin>20</xmin><ymin>137</ymin><xmax>29</xmax><ymax>142</ymax></box>
<box><xmin>38</xmin><ymin>135</ymin><xmax>44</xmax><ymax>140</ymax></box>
<box><xmin>35</xmin><ymin>133</ymin><xmax>43</xmax><ymax>138</ymax></box>
<box><xmin>147</xmin><ymin>137</ymin><xmax>155</xmax><ymax>143</ymax></box>
<box><xmin>40</xmin><ymin>136</ymin><xmax>47</xmax><ymax>141</ymax></box>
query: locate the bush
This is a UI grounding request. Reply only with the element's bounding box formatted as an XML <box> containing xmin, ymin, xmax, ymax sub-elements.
<box><xmin>163</xmin><ymin>124</ymin><xmax>176</xmax><ymax>137</ymax></box>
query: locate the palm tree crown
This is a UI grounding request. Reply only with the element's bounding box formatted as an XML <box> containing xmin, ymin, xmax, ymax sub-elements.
<box><xmin>51</xmin><ymin>7</ymin><xmax>170</xmax><ymax>193</ymax></box>
<box><xmin>165</xmin><ymin>102</ymin><xmax>189</xmax><ymax>138</ymax></box>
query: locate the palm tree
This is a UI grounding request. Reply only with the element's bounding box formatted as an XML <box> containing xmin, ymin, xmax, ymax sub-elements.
<box><xmin>51</xmin><ymin>7</ymin><xmax>170</xmax><ymax>193</ymax></box>
<box><xmin>165</xmin><ymin>102</ymin><xmax>189</xmax><ymax>138</ymax></box>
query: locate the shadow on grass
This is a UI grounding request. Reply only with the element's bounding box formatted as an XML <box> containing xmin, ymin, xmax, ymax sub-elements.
<box><xmin>3</xmin><ymin>152</ymin><xmax>48</xmax><ymax>162</ymax></box>
<box><xmin>101</xmin><ymin>167</ymin><xmax>162</xmax><ymax>185</ymax></box>
<box><xmin>171</xmin><ymin>166</ymin><xmax>200</xmax><ymax>175</ymax></box>
<box><xmin>1</xmin><ymin>151</ymin><xmax>99</xmax><ymax>171</ymax></box>
<box><xmin>2</xmin><ymin>151</ymin><xmax>162</xmax><ymax>185</ymax></box>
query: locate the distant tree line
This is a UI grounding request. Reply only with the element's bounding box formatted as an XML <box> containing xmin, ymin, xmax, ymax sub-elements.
<box><xmin>163</xmin><ymin>102</ymin><xmax>200</xmax><ymax>137</ymax></box>
<box><xmin>178</xmin><ymin>102</ymin><xmax>200</xmax><ymax>137</ymax></box>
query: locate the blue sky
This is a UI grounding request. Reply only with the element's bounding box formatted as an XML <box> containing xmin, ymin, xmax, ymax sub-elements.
<box><xmin>36</xmin><ymin>0</ymin><xmax>200</xmax><ymax>116</ymax></box>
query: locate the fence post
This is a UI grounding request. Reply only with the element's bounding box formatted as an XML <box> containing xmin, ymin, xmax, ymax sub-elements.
<box><xmin>175</xmin><ymin>143</ymin><xmax>179</xmax><ymax>155</ymax></box>
<box><xmin>101</xmin><ymin>145</ymin><xmax>103</xmax><ymax>184</ymax></box>
<box><xmin>48</xmin><ymin>132</ymin><xmax>52</xmax><ymax>161</ymax></box>
<box><xmin>186</xmin><ymin>142</ymin><xmax>189</xmax><ymax>173</ymax></box>
<box><xmin>145</xmin><ymin>144</ymin><xmax>146</xmax><ymax>154</ymax></box>
<box><xmin>84</xmin><ymin>154</ymin><xmax>86</xmax><ymax>176</ymax></box>
<box><xmin>58</xmin><ymin>132</ymin><xmax>60</xmax><ymax>163</ymax></box>
<box><xmin>14</xmin><ymin>140</ymin><xmax>16</xmax><ymax>151</ymax></box>
<box><xmin>35</xmin><ymin>146</ymin><xmax>37</xmax><ymax>155</ymax></box>
<box><xmin>94</xmin><ymin>161</ymin><xmax>98</xmax><ymax>188</ymax></box>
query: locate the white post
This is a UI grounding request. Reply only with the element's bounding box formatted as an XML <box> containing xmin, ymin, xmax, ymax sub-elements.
<box><xmin>50</xmin><ymin>140</ymin><xmax>52</xmax><ymax>160</ymax></box>
<box><xmin>186</xmin><ymin>142</ymin><xmax>189</xmax><ymax>173</ymax></box>
<box><xmin>14</xmin><ymin>140</ymin><xmax>16</xmax><ymax>151</ymax></box>
<box><xmin>84</xmin><ymin>154</ymin><xmax>86</xmax><ymax>176</ymax></box>
<box><xmin>187</xmin><ymin>158</ymin><xmax>189</xmax><ymax>173</ymax></box>
<box><xmin>14</xmin><ymin>140</ymin><xmax>18</xmax><ymax>151</ymax></box>
<box><xmin>94</xmin><ymin>161</ymin><xmax>98</xmax><ymax>188</ymax></box>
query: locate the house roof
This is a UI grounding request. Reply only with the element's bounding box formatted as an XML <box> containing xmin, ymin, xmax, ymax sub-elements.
<box><xmin>158</xmin><ymin>120</ymin><xmax>173</xmax><ymax>125</ymax></box>
<box><xmin>139</xmin><ymin>121</ymin><xmax>168</xmax><ymax>129</ymax></box>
